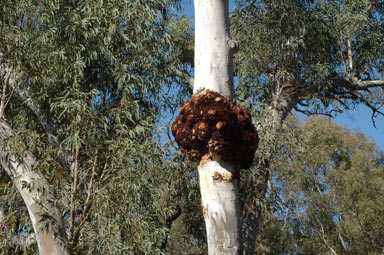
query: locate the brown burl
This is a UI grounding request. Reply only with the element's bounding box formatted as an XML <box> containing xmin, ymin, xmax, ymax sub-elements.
<box><xmin>171</xmin><ymin>89</ymin><xmax>258</xmax><ymax>169</ymax></box>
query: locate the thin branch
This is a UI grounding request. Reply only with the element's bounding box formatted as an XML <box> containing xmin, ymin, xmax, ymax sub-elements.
<box><xmin>294</xmin><ymin>105</ymin><xmax>333</xmax><ymax>118</ymax></box>
<box><xmin>71</xmin><ymin>151</ymin><xmax>98</xmax><ymax>249</ymax></box>
<box><xmin>173</xmin><ymin>67</ymin><xmax>194</xmax><ymax>89</ymax></box>
<box><xmin>315</xmin><ymin>217</ymin><xmax>338</xmax><ymax>255</ymax></box>
<box><xmin>69</xmin><ymin>144</ymin><xmax>80</xmax><ymax>242</ymax></box>
<box><xmin>0</xmin><ymin>78</ymin><xmax>7</xmax><ymax>119</ymax></box>
<box><xmin>161</xmin><ymin>206</ymin><xmax>182</xmax><ymax>251</ymax></box>
<box><xmin>348</xmin><ymin>91</ymin><xmax>384</xmax><ymax>127</ymax></box>
<box><xmin>338</xmin><ymin>232</ymin><xmax>348</xmax><ymax>254</ymax></box>
<box><xmin>297</xmin><ymin>100</ymin><xmax>309</xmax><ymax>107</ymax></box>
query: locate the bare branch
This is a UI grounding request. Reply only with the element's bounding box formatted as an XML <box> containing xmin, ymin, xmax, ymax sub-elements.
<box><xmin>348</xmin><ymin>91</ymin><xmax>384</xmax><ymax>127</ymax></box>
<box><xmin>294</xmin><ymin>105</ymin><xmax>334</xmax><ymax>118</ymax></box>
<box><xmin>315</xmin><ymin>217</ymin><xmax>338</xmax><ymax>255</ymax></box>
<box><xmin>0</xmin><ymin>79</ymin><xmax>7</xmax><ymax>119</ymax></box>
<box><xmin>173</xmin><ymin>67</ymin><xmax>194</xmax><ymax>89</ymax></box>
<box><xmin>69</xmin><ymin>144</ymin><xmax>80</xmax><ymax>242</ymax></box>
<box><xmin>338</xmin><ymin>232</ymin><xmax>348</xmax><ymax>253</ymax></box>
<box><xmin>333</xmin><ymin>78</ymin><xmax>384</xmax><ymax>90</ymax></box>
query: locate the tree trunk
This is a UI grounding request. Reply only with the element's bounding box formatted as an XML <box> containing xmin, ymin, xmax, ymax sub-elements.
<box><xmin>194</xmin><ymin>0</ymin><xmax>235</xmax><ymax>99</ymax></box>
<box><xmin>0</xmin><ymin>120</ymin><xmax>71</xmax><ymax>255</ymax></box>
<box><xmin>194</xmin><ymin>0</ymin><xmax>241</xmax><ymax>254</ymax></box>
<box><xmin>241</xmin><ymin>95</ymin><xmax>298</xmax><ymax>254</ymax></box>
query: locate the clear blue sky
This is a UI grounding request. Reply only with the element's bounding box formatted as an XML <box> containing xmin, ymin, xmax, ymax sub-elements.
<box><xmin>180</xmin><ymin>0</ymin><xmax>383</xmax><ymax>150</ymax></box>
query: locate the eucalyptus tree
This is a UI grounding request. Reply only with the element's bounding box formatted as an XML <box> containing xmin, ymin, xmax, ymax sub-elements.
<box><xmin>0</xmin><ymin>0</ymin><xmax>187</xmax><ymax>254</ymax></box>
<box><xmin>171</xmin><ymin>0</ymin><xmax>259</xmax><ymax>254</ymax></box>
<box><xmin>168</xmin><ymin>0</ymin><xmax>384</xmax><ymax>254</ymax></box>
<box><xmin>256</xmin><ymin>117</ymin><xmax>384</xmax><ymax>255</ymax></box>
<box><xmin>226</xmin><ymin>1</ymin><xmax>384</xmax><ymax>253</ymax></box>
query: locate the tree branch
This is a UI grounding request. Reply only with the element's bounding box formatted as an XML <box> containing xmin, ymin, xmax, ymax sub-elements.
<box><xmin>315</xmin><ymin>217</ymin><xmax>338</xmax><ymax>255</ymax></box>
<box><xmin>161</xmin><ymin>206</ymin><xmax>182</xmax><ymax>251</ymax></box>
<box><xmin>348</xmin><ymin>90</ymin><xmax>384</xmax><ymax>127</ymax></box>
<box><xmin>71</xmin><ymin>151</ymin><xmax>98</xmax><ymax>249</ymax></box>
<box><xmin>333</xmin><ymin>78</ymin><xmax>384</xmax><ymax>90</ymax></box>
<box><xmin>173</xmin><ymin>67</ymin><xmax>194</xmax><ymax>89</ymax></box>
<box><xmin>69</xmin><ymin>144</ymin><xmax>80</xmax><ymax>242</ymax></box>
<box><xmin>338</xmin><ymin>232</ymin><xmax>348</xmax><ymax>253</ymax></box>
<box><xmin>0</xmin><ymin>51</ymin><xmax>72</xmax><ymax>168</ymax></box>
<box><xmin>294</xmin><ymin>106</ymin><xmax>333</xmax><ymax>118</ymax></box>
<box><xmin>0</xmin><ymin>119</ymin><xmax>70</xmax><ymax>254</ymax></box>
<box><xmin>0</xmin><ymin>52</ymin><xmax>59</xmax><ymax>142</ymax></box>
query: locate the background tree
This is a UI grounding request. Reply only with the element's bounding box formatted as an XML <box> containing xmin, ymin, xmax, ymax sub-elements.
<box><xmin>255</xmin><ymin>116</ymin><xmax>384</xmax><ymax>255</ymax></box>
<box><xmin>228</xmin><ymin>1</ymin><xmax>384</xmax><ymax>252</ymax></box>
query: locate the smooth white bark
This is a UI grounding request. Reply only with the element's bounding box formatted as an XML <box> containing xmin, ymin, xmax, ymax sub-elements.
<box><xmin>194</xmin><ymin>0</ymin><xmax>235</xmax><ymax>99</ymax></box>
<box><xmin>199</xmin><ymin>158</ymin><xmax>241</xmax><ymax>254</ymax></box>
<box><xmin>0</xmin><ymin>121</ymin><xmax>70</xmax><ymax>255</ymax></box>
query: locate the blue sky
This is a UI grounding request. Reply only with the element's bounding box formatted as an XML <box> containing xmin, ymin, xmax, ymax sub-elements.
<box><xmin>180</xmin><ymin>0</ymin><xmax>383</xmax><ymax>150</ymax></box>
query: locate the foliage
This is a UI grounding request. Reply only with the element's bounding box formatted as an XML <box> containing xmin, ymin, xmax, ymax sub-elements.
<box><xmin>232</xmin><ymin>0</ymin><xmax>384</xmax><ymax>115</ymax></box>
<box><xmin>256</xmin><ymin>117</ymin><xmax>384</xmax><ymax>255</ymax></box>
<box><xmin>1</xmin><ymin>0</ymin><xmax>384</xmax><ymax>254</ymax></box>
<box><xmin>0</xmin><ymin>0</ymin><xmax>203</xmax><ymax>254</ymax></box>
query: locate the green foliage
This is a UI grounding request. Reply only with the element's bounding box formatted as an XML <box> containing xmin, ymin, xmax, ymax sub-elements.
<box><xmin>232</xmin><ymin>0</ymin><xmax>384</xmax><ymax>114</ymax></box>
<box><xmin>1</xmin><ymin>0</ymin><xmax>384</xmax><ymax>254</ymax></box>
<box><xmin>256</xmin><ymin>117</ymin><xmax>384</xmax><ymax>254</ymax></box>
<box><xmin>0</xmin><ymin>0</ymin><xmax>203</xmax><ymax>254</ymax></box>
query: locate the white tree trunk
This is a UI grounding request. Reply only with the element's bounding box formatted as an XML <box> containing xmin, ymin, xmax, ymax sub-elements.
<box><xmin>194</xmin><ymin>0</ymin><xmax>235</xmax><ymax>100</ymax></box>
<box><xmin>199</xmin><ymin>156</ymin><xmax>241</xmax><ymax>254</ymax></box>
<box><xmin>0</xmin><ymin>120</ymin><xmax>71</xmax><ymax>255</ymax></box>
<box><xmin>194</xmin><ymin>1</ymin><xmax>241</xmax><ymax>254</ymax></box>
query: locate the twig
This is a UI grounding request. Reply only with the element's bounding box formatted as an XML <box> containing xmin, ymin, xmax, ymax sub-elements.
<box><xmin>173</xmin><ymin>67</ymin><xmax>194</xmax><ymax>89</ymax></box>
<box><xmin>338</xmin><ymin>232</ymin><xmax>348</xmax><ymax>253</ymax></box>
<box><xmin>349</xmin><ymin>91</ymin><xmax>384</xmax><ymax>128</ymax></box>
<box><xmin>69</xmin><ymin>144</ymin><xmax>80</xmax><ymax>242</ymax></box>
<box><xmin>294</xmin><ymin>105</ymin><xmax>333</xmax><ymax>118</ymax></box>
<box><xmin>0</xmin><ymin>78</ymin><xmax>7</xmax><ymax>119</ymax></box>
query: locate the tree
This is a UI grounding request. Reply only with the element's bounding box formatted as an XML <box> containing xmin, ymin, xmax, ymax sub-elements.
<box><xmin>171</xmin><ymin>0</ymin><xmax>258</xmax><ymax>254</ymax></box>
<box><xmin>0</xmin><ymin>1</ymin><xmax>188</xmax><ymax>254</ymax></box>
<box><xmin>165</xmin><ymin>0</ymin><xmax>384</xmax><ymax>253</ymax></box>
<box><xmin>2</xmin><ymin>0</ymin><xmax>384</xmax><ymax>254</ymax></box>
<box><xmin>227</xmin><ymin>1</ymin><xmax>384</xmax><ymax>252</ymax></box>
<box><xmin>255</xmin><ymin>117</ymin><xmax>384</xmax><ymax>255</ymax></box>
